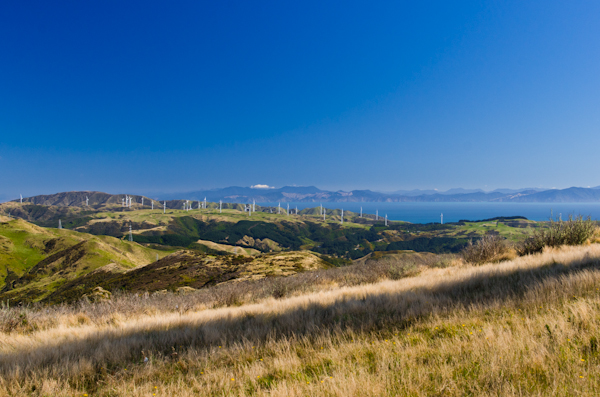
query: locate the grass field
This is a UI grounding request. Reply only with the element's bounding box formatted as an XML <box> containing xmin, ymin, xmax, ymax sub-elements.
<box><xmin>2</xmin><ymin>243</ymin><xmax>600</xmax><ymax>396</ymax></box>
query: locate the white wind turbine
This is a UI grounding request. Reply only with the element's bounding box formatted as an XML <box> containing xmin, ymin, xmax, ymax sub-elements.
<box><xmin>385</xmin><ymin>214</ymin><xmax>388</xmax><ymax>226</ymax></box>
<box><xmin>163</xmin><ymin>201</ymin><xmax>166</xmax><ymax>214</ymax></box>
<box><xmin>20</xmin><ymin>194</ymin><xmax>23</xmax><ymax>204</ymax></box>
<box><xmin>219</xmin><ymin>200</ymin><xmax>222</xmax><ymax>213</ymax></box>
<box><xmin>341</xmin><ymin>209</ymin><xmax>344</xmax><ymax>224</ymax></box>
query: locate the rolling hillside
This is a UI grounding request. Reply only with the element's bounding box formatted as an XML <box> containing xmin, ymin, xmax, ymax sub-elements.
<box><xmin>0</xmin><ymin>217</ymin><xmax>171</xmax><ymax>303</ymax></box>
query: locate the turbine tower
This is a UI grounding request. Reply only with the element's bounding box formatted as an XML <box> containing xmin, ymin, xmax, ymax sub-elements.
<box><xmin>287</xmin><ymin>203</ymin><xmax>289</xmax><ymax>216</ymax></box>
<box><xmin>278</xmin><ymin>202</ymin><xmax>281</xmax><ymax>214</ymax></box>
<box><xmin>129</xmin><ymin>223</ymin><xmax>133</xmax><ymax>242</ymax></box>
<box><xmin>360</xmin><ymin>206</ymin><xmax>362</xmax><ymax>218</ymax></box>
<box><xmin>86</xmin><ymin>196</ymin><xmax>89</xmax><ymax>206</ymax></box>
<box><xmin>142</xmin><ymin>197</ymin><xmax>144</xmax><ymax>206</ymax></box>
<box><xmin>341</xmin><ymin>209</ymin><xmax>344</xmax><ymax>224</ymax></box>
<box><xmin>204</xmin><ymin>197</ymin><xmax>207</xmax><ymax>209</ymax></box>
<box><xmin>385</xmin><ymin>214</ymin><xmax>388</xmax><ymax>226</ymax></box>
<box><xmin>323</xmin><ymin>209</ymin><xmax>326</xmax><ymax>221</ymax></box>
<box><xmin>253</xmin><ymin>199</ymin><xmax>256</xmax><ymax>213</ymax></box>
<box><xmin>219</xmin><ymin>200</ymin><xmax>222</xmax><ymax>213</ymax></box>
<box><xmin>20</xmin><ymin>194</ymin><xmax>22</xmax><ymax>204</ymax></box>
<box><xmin>296</xmin><ymin>206</ymin><xmax>298</xmax><ymax>215</ymax></box>
<box><xmin>151</xmin><ymin>201</ymin><xmax>154</xmax><ymax>210</ymax></box>
<box><xmin>376</xmin><ymin>210</ymin><xmax>378</xmax><ymax>221</ymax></box>
<box><xmin>58</xmin><ymin>219</ymin><xmax>62</xmax><ymax>229</ymax></box>
<box><xmin>441</xmin><ymin>213</ymin><xmax>443</xmax><ymax>225</ymax></box>
<box><xmin>163</xmin><ymin>201</ymin><xmax>166</xmax><ymax>214</ymax></box>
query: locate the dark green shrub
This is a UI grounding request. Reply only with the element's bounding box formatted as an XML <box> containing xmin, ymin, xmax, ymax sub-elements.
<box><xmin>517</xmin><ymin>215</ymin><xmax>596</xmax><ymax>256</ymax></box>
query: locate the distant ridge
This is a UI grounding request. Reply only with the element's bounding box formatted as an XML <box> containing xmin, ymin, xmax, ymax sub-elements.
<box><xmin>8</xmin><ymin>185</ymin><xmax>600</xmax><ymax>206</ymax></box>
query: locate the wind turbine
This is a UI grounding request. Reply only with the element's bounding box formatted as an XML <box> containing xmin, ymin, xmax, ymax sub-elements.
<box><xmin>341</xmin><ymin>209</ymin><xmax>344</xmax><ymax>224</ymax></box>
<box><xmin>163</xmin><ymin>201</ymin><xmax>166</xmax><ymax>214</ymax></box>
<box><xmin>360</xmin><ymin>206</ymin><xmax>362</xmax><ymax>218</ymax></box>
<box><xmin>142</xmin><ymin>197</ymin><xmax>144</xmax><ymax>206</ymax></box>
<box><xmin>129</xmin><ymin>223</ymin><xmax>133</xmax><ymax>242</ymax></box>
<box><xmin>58</xmin><ymin>219</ymin><xmax>62</xmax><ymax>229</ymax></box>
<box><xmin>20</xmin><ymin>194</ymin><xmax>22</xmax><ymax>204</ymax></box>
<box><xmin>204</xmin><ymin>197</ymin><xmax>207</xmax><ymax>209</ymax></box>
<box><xmin>441</xmin><ymin>213</ymin><xmax>443</xmax><ymax>224</ymax></box>
<box><xmin>253</xmin><ymin>199</ymin><xmax>256</xmax><ymax>213</ymax></box>
<box><xmin>376</xmin><ymin>209</ymin><xmax>379</xmax><ymax>221</ymax></box>
<box><xmin>85</xmin><ymin>196</ymin><xmax>89</xmax><ymax>206</ymax></box>
<box><xmin>385</xmin><ymin>214</ymin><xmax>388</xmax><ymax>226</ymax></box>
<box><xmin>320</xmin><ymin>203</ymin><xmax>323</xmax><ymax>216</ymax></box>
<box><xmin>278</xmin><ymin>202</ymin><xmax>281</xmax><ymax>214</ymax></box>
<box><xmin>287</xmin><ymin>203</ymin><xmax>289</xmax><ymax>216</ymax></box>
<box><xmin>323</xmin><ymin>208</ymin><xmax>326</xmax><ymax>221</ymax></box>
<box><xmin>151</xmin><ymin>201</ymin><xmax>154</xmax><ymax>210</ymax></box>
<box><xmin>219</xmin><ymin>200</ymin><xmax>222</xmax><ymax>213</ymax></box>
<box><xmin>296</xmin><ymin>206</ymin><xmax>298</xmax><ymax>215</ymax></box>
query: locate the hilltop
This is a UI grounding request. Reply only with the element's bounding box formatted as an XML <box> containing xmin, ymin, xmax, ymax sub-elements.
<box><xmin>2</xmin><ymin>242</ymin><xmax>600</xmax><ymax>395</ymax></box>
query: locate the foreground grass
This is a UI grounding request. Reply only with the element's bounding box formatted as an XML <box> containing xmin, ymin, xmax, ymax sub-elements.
<box><xmin>2</xmin><ymin>245</ymin><xmax>600</xmax><ymax>395</ymax></box>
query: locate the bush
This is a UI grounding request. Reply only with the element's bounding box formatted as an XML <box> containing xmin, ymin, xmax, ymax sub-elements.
<box><xmin>517</xmin><ymin>215</ymin><xmax>596</xmax><ymax>256</ymax></box>
<box><xmin>462</xmin><ymin>235</ymin><xmax>510</xmax><ymax>265</ymax></box>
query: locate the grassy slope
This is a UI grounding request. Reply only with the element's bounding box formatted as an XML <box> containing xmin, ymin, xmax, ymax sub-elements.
<box><xmin>1</xmin><ymin>244</ymin><xmax>600</xmax><ymax>395</ymax></box>
<box><xmin>0</xmin><ymin>218</ymin><xmax>172</xmax><ymax>301</ymax></box>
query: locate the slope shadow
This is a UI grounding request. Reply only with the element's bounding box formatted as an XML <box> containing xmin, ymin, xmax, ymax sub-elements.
<box><xmin>2</xmin><ymin>252</ymin><xmax>600</xmax><ymax>375</ymax></box>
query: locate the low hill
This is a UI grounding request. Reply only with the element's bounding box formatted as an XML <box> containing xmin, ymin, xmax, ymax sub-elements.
<box><xmin>0</xmin><ymin>218</ymin><xmax>170</xmax><ymax>303</ymax></box>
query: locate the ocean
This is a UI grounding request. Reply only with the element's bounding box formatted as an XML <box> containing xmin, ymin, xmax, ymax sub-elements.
<box><xmin>257</xmin><ymin>202</ymin><xmax>600</xmax><ymax>224</ymax></box>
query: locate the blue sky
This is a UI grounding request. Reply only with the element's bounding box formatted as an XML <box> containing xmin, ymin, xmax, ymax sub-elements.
<box><xmin>1</xmin><ymin>1</ymin><xmax>599</xmax><ymax>198</ymax></box>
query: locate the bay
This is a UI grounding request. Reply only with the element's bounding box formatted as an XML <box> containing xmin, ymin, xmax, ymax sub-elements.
<box><xmin>257</xmin><ymin>202</ymin><xmax>600</xmax><ymax>224</ymax></box>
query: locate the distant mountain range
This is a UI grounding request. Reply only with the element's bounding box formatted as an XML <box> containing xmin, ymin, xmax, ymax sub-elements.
<box><xmin>5</xmin><ymin>186</ymin><xmax>600</xmax><ymax>206</ymax></box>
<box><xmin>153</xmin><ymin>185</ymin><xmax>600</xmax><ymax>203</ymax></box>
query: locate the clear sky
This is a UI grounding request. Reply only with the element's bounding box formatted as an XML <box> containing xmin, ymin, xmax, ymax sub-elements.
<box><xmin>1</xmin><ymin>1</ymin><xmax>599</xmax><ymax>199</ymax></box>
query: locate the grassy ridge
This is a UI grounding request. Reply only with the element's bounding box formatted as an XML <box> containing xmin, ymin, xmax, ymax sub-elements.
<box><xmin>0</xmin><ymin>218</ymin><xmax>171</xmax><ymax>302</ymax></box>
<box><xmin>1</xmin><ymin>244</ymin><xmax>600</xmax><ymax>395</ymax></box>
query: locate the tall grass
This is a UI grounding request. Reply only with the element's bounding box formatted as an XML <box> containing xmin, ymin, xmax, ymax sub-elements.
<box><xmin>462</xmin><ymin>234</ymin><xmax>513</xmax><ymax>265</ymax></box>
<box><xmin>1</xmin><ymin>245</ymin><xmax>600</xmax><ymax>395</ymax></box>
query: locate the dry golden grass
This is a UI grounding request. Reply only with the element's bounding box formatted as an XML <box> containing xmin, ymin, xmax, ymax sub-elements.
<box><xmin>2</xmin><ymin>245</ymin><xmax>600</xmax><ymax>395</ymax></box>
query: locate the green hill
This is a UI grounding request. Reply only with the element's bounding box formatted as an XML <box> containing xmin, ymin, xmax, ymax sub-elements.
<box><xmin>0</xmin><ymin>217</ymin><xmax>171</xmax><ymax>303</ymax></box>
